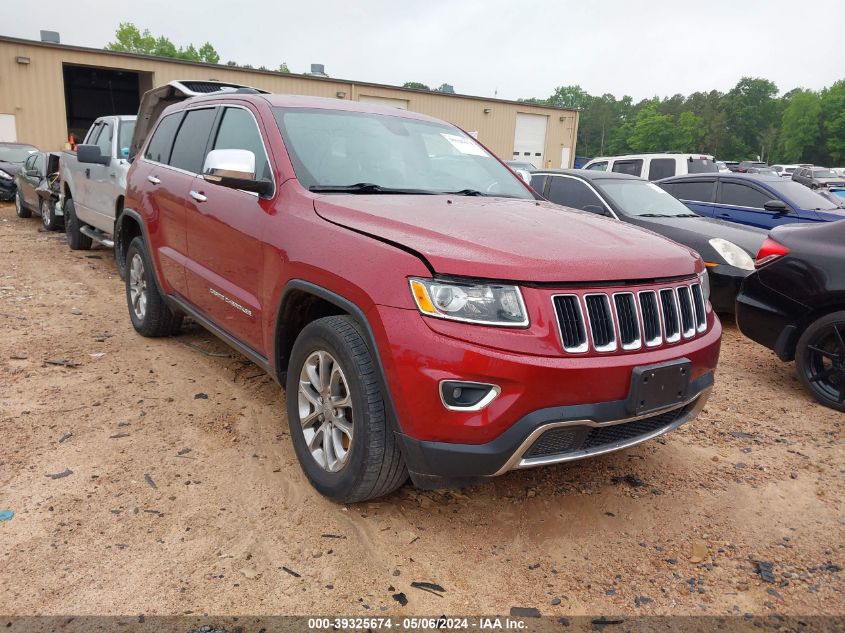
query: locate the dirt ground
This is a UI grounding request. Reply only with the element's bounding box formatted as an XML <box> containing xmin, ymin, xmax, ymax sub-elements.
<box><xmin>0</xmin><ymin>202</ymin><xmax>842</xmax><ymax>618</ymax></box>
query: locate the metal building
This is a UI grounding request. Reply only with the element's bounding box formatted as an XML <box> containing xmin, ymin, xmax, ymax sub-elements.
<box><xmin>0</xmin><ymin>35</ymin><xmax>578</xmax><ymax>167</ymax></box>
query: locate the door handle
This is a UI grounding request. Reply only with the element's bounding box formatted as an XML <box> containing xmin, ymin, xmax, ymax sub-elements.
<box><xmin>147</xmin><ymin>175</ymin><xmax>161</xmax><ymax>185</ymax></box>
<box><xmin>189</xmin><ymin>190</ymin><xmax>207</xmax><ymax>202</ymax></box>
<box><xmin>717</xmin><ymin>213</ymin><xmax>731</xmax><ymax>219</ymax></box>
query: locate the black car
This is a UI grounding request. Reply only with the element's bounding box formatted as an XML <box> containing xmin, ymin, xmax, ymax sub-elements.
<box><xmin>531</xmin><ymin>169</ymin><xmax>766</xmax><ymax>313</ymax></box>
<box><xmin>736</xmin><ymin>221</ymin><xmax>845</xmax><ymax>412</ymax></box>
<box><xmin>14</xmin><ymin>151</ymin><xmax>62</xmax><ymax>230</ymax></box>
<box><xmin>0</xmin><ymin>142</ymin><xmax>39</xmax><ymax>201</ymax></box>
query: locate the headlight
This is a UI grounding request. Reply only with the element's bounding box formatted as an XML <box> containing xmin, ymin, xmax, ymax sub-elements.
<box><xmin>409</xmin><ymin>277</ymin><xmax>528</xmax><ymax>327</ymax></box>
<box><xmin>698</xmin><ymin>270</ymin><xmax>710</xmax><ymax>302</ymax></box>
<box><xmin>0</xmin><ymin>169</ymin><xmax>12</xmax><ymax>181</ymax></box>
<box><xmin>708</xmin><ymin>238</ymin><xmax>755</xmax><ymax>271</ymax></box>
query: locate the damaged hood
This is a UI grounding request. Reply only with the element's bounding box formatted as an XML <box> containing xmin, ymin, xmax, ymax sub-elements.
<box><xmin>313</xmin><ymin>195</ymin><xmax>701</xmax><ymax>283</ymax></box>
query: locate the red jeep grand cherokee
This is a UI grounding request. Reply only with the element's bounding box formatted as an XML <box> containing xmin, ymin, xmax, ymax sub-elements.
<box><xmin>119</xmin><ymin>85</ymin><xmax>721</xmax><ymax>502</ymax></box>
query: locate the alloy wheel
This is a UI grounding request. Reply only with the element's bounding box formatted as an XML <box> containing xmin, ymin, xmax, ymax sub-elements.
<box><xmin>41</xmin><ymin>199</ymin><xmax>51</xmax><ymax>229</ymax></box>
<box><xmin>128</xmin><ymin>252</ymin><xmax>148</xmax><ymax>321</ymax></box>
<box><xmin>297</xmin><ymin>350</ymin><xmax>354</xmax><ymax>472</ymax></box>
<box><xmin>804</xmin><ymin>321</ymin><xmax>845</xmax><ymax>405</ymax></box>
<box><xmin>15</xmin><ymin>192</ymin><xmax>21</xmax><ymax>214</ymax></box>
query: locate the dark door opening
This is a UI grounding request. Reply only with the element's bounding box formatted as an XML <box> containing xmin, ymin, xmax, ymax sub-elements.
<box><xmin>62</xmin><ymin>65</ymin><xmax>148</xmax><ymax>142</ymax></box>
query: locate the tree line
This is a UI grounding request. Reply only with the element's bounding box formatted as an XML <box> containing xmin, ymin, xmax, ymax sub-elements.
<box><xmin>520</xmin><ymin>79</ymin><xmax>845</xmax><ymax>165</ymax></box>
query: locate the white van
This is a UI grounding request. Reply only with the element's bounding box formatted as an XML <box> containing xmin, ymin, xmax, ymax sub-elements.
<box><xmin>582</xmin><ymin>153</ymin><xmax>718</xmax><ymax>181</ymax></box>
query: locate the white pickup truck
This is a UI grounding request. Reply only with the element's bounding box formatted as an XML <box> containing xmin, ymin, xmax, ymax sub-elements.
<box><xmin>59</xmin><ymin>115</ymin><xmax>137</xmax><ymax>274</ymax></box>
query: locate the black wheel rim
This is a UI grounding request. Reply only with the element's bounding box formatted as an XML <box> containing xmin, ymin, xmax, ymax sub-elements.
<box><xmin>805</xmin><ymin>321</ymin><xmax>845</xmax><ymax>405</ymax></box>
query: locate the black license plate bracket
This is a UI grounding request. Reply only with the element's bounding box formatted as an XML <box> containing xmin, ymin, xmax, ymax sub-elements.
<box><xmin>628</xmin><ymin>358</ymin><xmax>692</xmax><ymax>415</ymax></box>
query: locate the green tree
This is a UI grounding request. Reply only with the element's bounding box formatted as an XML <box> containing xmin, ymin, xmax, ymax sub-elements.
<box><xmin>547</xmin><ymin>85</ymin><xmax>590</xmax><ymax>110</ymax></box>
<box><xmin>278</xmin><ymin>62</ymin><xmax>291</xmax><ymax>73</ymax></box>
<box><xmin>674</xmin><ymin>111</ymin><xmax>706</xmax><ymax>152</ymax></box>
<box><xmin>722</xmin><ymin>77</ymin><xmax>779</xmax><ymax>159</ymax></box>
<box><xmin>627</xmin><ymin>101</ymin><xmax>676</xmax><ymax>152</ymax></box>
<box><xmin>820</xmin><ymin>81</ymin><xmax>845</xmax><ymax>164</ymax></box>
<box><xmin>106</xmin><ymin>23</ymin><xmax>220</xmax><ymax>65</ymax></box>
<box><xmin>779</xmin><ymin>90</ymin><xmax>821</xmax><ymax>162</ymax></box>
<box><xmin>402</xmin><ymin>81</ymin><xmax>430</xmax><ymax>90</ymax></box>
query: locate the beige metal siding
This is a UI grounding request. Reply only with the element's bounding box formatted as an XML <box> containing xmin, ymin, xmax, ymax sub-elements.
<box><xmin>0</xmin><ymin>38</ymin><xmax>578</xmax><ymax>167</ymax></box>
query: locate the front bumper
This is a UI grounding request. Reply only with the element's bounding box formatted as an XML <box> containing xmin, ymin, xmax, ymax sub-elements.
<box><xmin>400</xmin><ymin>373</ymin><xmax>713</xmax><ymax>484</ymax></box>
<box><xmin>0</xmin><ymin>179</ymin><xmax>15</xmax><ymax>201</ymax></box>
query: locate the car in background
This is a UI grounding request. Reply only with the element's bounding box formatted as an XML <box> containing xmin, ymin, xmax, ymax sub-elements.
<box><xmin>832</xmin><ymin>167</ymin><xmax>845</xmax><ymax>177</ymax></box>
<box><xmin>658</xmin><ymin>173</ymin><xmax>845</xmax><ymax>229</ymax></box>
<box><xmin>722</xmin><ymin>161</ymin><xmax>740</xmax><ymax>172</ymax></box>
<box><xmin>746</xmin><ymin>166</ymin><xmax>779</xmax><ymax>177</ymax></box>
<box><xmin>0</xmin><ymin>142</ymin><xmax>39</xmax><ymax>201</ymax></box>
<box><xmin>816</xmin><ymin>186</ymin><xmax>845</xmax><ymax>209</ymax></box>
<box><xmin>737</xmin><ymin>161</ymin><xmax>767</xmax><ymax>173</ymax></box>
<box><xmin>582</xmin><ymin>153</ymin><xmax>718</xmax><ymax>181</ymax></box>
<box><xmin>791</xmin><ymin>166</ymin><xmax>845</xmax><ymax>190</ymax></box>
<box><xmin>736</xmin><ymin>221</ymin><xmax>845</xmax><ymax>412</ymax></box>
<box><xmin>771</xmin><ymin>163</ymin><xmax>812</xmax><ymax>179</ymax></box>
<box><xmin>14</xmin><ymin>151</ymin><xmax>62</xmax><ymax>230</ymax></box>
<box><xmin>532</xmin><ymin>169</ymin><xmax>765</xmax><ymax>313</ymax></box>
<box><xmin>716</xmin><ymin>161</ymin><xmax>732</xmax><ymax>173</ymax></box>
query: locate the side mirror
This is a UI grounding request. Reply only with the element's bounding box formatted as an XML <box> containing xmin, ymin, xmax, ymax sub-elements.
<box><xmin>763</xmin><ymin>199</ymin><xmax>790</xmax><ymax>213</ymax></box>
<box><xmin>77</xmin><ymin>144</ymin><xmax>110</xmax><ymax>166</ymax></box>
<box><xmin>514</xmin><ymin>168</ymin><xmax>532</xmax><ymax>185</ymax></box>
<box><xmin>202</xmin><ymin>149</ymin><xmax>273</xmax><ymax>196</ymax></box>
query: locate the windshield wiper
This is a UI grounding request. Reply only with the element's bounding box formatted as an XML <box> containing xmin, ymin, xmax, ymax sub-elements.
<box><xmin>674</xmin><ymin>213</ymin><xmax>699</xmax><ymax>217</ymax></box>
<box><xmin>309</xmin><ymin>182</ymin><xmax>434</xmax><ymax>195</ymax></box>
<box><xmin>637</xmin><ymin>213</ymin><xmax>671</xmax><ymax>217</ymax></box>
<box><xmin>444</xmin><ymin>189</ymin><xmax>488</xmax><ymax>196</ymax></box>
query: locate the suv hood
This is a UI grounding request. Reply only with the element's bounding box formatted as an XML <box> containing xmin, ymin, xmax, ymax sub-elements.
<box><xmin>314</xmin><ymin>195</ymin><xmax>700</xmax><ymax>283</ymax></box>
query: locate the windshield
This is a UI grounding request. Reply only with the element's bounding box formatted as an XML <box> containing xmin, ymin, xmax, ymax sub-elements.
<box><xmin>597</xmin><ymin>179</ymin><xmax>698</xmax><ymax>217</ymax></box>
<box><xmin>812</xmin><ymin>168</ymin><xmax>838</xmax><ymax>178</ymax></box>
<box><xmin>769</xmin><ymin>180</ymin><xmax>839</xmax><ymax>210</ymax></box>
<box><xmin>118</xmin><ymin>121</ymin><xmax>136</xmax><ymax>157</ymax></box>
<box><xmin>0</xmin><ymin>145</ymin><xmax>38</xmax><ymax>163</ymax></box>
<box><xmin>272</xmin><ymin>108</ymin><xmax>532</xmax><ymax>198</ymax></box>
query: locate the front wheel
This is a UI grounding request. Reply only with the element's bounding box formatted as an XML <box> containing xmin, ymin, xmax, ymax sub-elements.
<box><xmin>64</xmin><ymin>199</ymin><xmax>92</xmax><ymax>250</ymax></box>
<box><xmin>40</xmin><ymin>197</ymin><xmax>59</xmax><ymax>231</ymax></box>
<box><xmin>125</xmin><ymin>236</ymin><xmax>182</xmax><ymax>337</ymax></box>
<box><xmin>795</xmin><ymin>311</ymin><xmax>845</xmax><ymax>412</ymax></box>
<box><xmin>286</xmin><ymin>316</ymin><xmax>407</xmax><ymax>502</ymax></box>
<box><xmin>15</xmin><ymin>190</ymin><xmax>31</xmax><ymax>218</ymax></box>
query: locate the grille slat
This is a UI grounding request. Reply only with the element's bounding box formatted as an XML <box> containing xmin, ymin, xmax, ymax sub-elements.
<box><xmin>585</xmin><ymin>294</ymin><xmax>616</xmax><ymax>351</ymax></box>
<box><xmin>614</xmin><ymin>293</ymin><xmax>641</xmax><ymax>349</ymax></box>
<box><xmin>553</xmin><ymin>295</ymin><xmax>588</xmax><ymax>352</ymax></box>
<box><xmin>660</xmin><ymin>289</ymin><xmax>680</xmax><ymax>342</ymax></box>
<box><xmin>639</xmin><ymin>291</ymin><xmax>662</xmax><ymax>346</ymax></box>
<box><xmin>677</xmin><ymin>286</ymin><xmax>695</xmax><ymax>337</ymax></box>
<box><xmin>691</xmin><ymin>284</ymin><xmax>706</xmax><ymax>331</ymax></box>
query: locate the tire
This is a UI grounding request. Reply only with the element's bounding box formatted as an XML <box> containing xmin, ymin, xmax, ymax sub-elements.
<box><xmin>795</xmin><ymin>311</ymin><xmax>845</xmax><ymax>413</ymax></box>
<box><xmin>40</xmin><ymin>197</ymin><xmax>58</xmax><ymax>231</ymax></box>
<box><xmin>15</xmin><ymin>190</ymin><xmax>31</xmax><ymax>218</ymax></box>
<box><xmin>64</xmin><ymin>198</ymin><xmax>92</xmax><ymax>250</ymax></box>
<box><xmin>125</xmin><ymin>236</ymin><xmax>182</xmax><ymax>337</ymax></box>
<box><xmin>286</xmin><ymin>315</ymin><xmax>407</xmax><ymax>502</ymax></box>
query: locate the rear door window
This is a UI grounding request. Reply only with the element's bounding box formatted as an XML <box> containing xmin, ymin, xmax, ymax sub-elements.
<box><xmin>718</xmin><ymin>181</ymin><xmax>771</xmax><ymax>208</ymax></box>
<box><xmin>144</xmin><ymin>113</ymin><xmax>182</xmax><ymax>165</ymax></box>
<box><xmin>611</xmin><ymin>159</ymin><xmax>643</xmax><ymax>177</ymax></box>
<box><xmin>648</xmin><ymin>158</ymin><xmax>675</xmax><ymax>181</ymax></box>
<box><xmin>211</xmin><ymin>107</ymin><xmax>271</xmax><ymax>180</ymax></box>
<box><xmin>547</xmin><ymin>176</ymin><xmax>606</xmax><ymax>212</ymax></box>
<box><xmin>168</xmin><ymin>108</ymin><xmax>217</xmax><ymax>174</ymax></box>
<box><xmin>662</xmin><ymin>180</ymin><xmax>715</xmax><ymax>202</ymax></box>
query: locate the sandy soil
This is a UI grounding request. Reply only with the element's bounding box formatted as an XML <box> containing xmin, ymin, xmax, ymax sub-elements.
<box><xmin>0</xmin><ymin>202</ymin><xmax>842</xmax><ymax>618</ymax></box>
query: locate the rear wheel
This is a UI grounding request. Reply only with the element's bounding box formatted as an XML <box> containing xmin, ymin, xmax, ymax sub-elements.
<box><xmin>64</xmin><ymin>199</ymin><xmax>92</xmax><ymax>250</ymax></box>
<box><xmin>15</xmin><ymin>191</ymin><xmax>31</xmax><ymax>218</ymax></box>
<box><xmin>125</xmin><ymin>236</ymin><xmax>182</xmax><ymax>337</ymax></box>
<box><xmin>795</xmin><ymin>311</ymin><xmax>845</xmax><ymax>412</ymax></box>
<box><xmin>40</xmin><ymin>197</ymin><xmax>59</xmax><ymax>231</ymax></box>
<box><xmin>286</xmin><ymin>316</ymin><xmax>407</xmax><ymax>502</ymax></box>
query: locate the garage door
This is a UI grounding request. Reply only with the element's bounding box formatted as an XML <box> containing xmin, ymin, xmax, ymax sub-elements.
<box><xmin>0</xmin><ymin>114</ymin><xmax>16</xmax><ymax>142</ymax></box>
<box><xmin>358</xmin><ymin>95</ymin><xmax>409</xmax><ymax>110</ymax></box>
<box><xmin>513</xmin><ymin>113</ymin><xmax>547</xmax><ymax>169</ymax></box>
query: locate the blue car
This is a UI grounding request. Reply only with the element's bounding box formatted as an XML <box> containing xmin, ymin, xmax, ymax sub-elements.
<box><xmin>657</xmin><ymin>173</ymin><xmax>845</xmax><ymax>230</ymax></box>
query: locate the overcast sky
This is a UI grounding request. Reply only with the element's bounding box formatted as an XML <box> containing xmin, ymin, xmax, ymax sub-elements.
<box><xmin>7</xmin><ymin>0</ymin><xmax>842</xmax><ymax>102</ymax></box>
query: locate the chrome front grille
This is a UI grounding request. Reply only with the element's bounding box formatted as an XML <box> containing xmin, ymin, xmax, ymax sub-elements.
<box><xmin>552</xmin><ymin>282</ymin><xmax>707</xmax><ymax>353</ymax></box>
